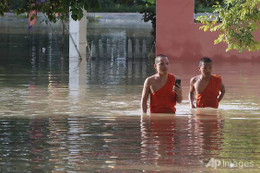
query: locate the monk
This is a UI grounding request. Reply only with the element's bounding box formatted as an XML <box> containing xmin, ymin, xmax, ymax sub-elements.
<box><xmin>141</xmin><ymin>54</ymin><xmax>183</xmax><ymax>114</ymax></box>
<box><xmin>189</xmin><ymin>57</ymin><xmax>225</xmax><ymax>108</ymax></box>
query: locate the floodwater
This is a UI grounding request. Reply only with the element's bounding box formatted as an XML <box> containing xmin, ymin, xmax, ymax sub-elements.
<box><xmin>0</xmin><ymin>14</ymin><xmax>260</xmax><ymax>172</ymax></box>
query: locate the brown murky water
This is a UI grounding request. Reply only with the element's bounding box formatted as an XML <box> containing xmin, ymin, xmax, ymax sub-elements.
<box><xmin>0</xmin><ymin>15</ymin><xmax>260</xmax><ymax>172</ymax></box>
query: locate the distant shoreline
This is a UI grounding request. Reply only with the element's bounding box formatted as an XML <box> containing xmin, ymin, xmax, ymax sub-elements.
<box><xmin>1</xmin><ymin>12</ymin><xmax>150</xmax><ymax>22</ymax></box>
<box><xmin>1</xmin><ymin>12</ymin><xmax>152</xmax><ymax>28</ymax></box>
<box><xmin>0</xmin><ymin>12</ymin><xmax>152</xmax><ymax>33</ymax></box>
<box><xmin>88</xmin><ymin>12</ymin><xmax>151</xmax><ymax>25</ymax></box>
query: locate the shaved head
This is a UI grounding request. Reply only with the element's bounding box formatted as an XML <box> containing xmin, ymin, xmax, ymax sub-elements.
<box><xmin>199</xmin><ymin>57</ymin><xmax>212</xmax><ymax>66</ymax></box>
<box><xmin>155</xmin><ymin>54</ymin><xmax>169</xmax><ymax>64</ymax></box>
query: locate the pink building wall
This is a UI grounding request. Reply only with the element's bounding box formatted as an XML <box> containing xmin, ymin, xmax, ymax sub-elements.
<box><xmin>156</xmin><ymin>0</ymin><xmax>260</xmax><ymax>61</ymax></box>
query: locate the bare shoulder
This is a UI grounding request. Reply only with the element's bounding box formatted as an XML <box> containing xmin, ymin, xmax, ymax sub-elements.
<box><xmin>145</xmin><ymin>74</ymin><xmax>157</xmax><ymax>85</ymax></box>
<box><xmin>190</xmin><ymin>75</ymin><xmax>200</xmax><ymax>84</ymax></box>
<box><xmin>174</xmin><ymin>75</ymin><xmax>180</xmax><ymax>79</ymax></box>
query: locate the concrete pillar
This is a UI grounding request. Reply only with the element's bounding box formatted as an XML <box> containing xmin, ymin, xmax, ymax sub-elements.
<box><xmin>106</xmin><ymin>39</ymin><xmax>111</xmax><ymax>59</ymax></box>
<box><xmin>90</xmin><ymin>41</ymin><xmax>96</xmax><ymax>58</ymax></box>
<box><xmin>135</xmin><ymin>39</ymin><xmax>140</xmax><ymax>58</ymax></box>
<box><xmin>142</xmin><ymin>39</ymin><xmax>147</xmax><ymax>58</ymax></box>
<box><xmin>98</xmin><ymin>39</ymin><xmax>104</xmax><ymax>58</ymax></box>
<box><xmin>69</xmin><ymin>10</ymin><xmax>87</xmax><ymax>59</ymax></box>
<box><xmin>69</xmin><ymin>10</ymin><xmax>87</xmax><ymax>99</ymax></box>
<box><xmin>127</xmin><ymin>38</ymin><xmax>133</xmax><ymax>58</ymax></box>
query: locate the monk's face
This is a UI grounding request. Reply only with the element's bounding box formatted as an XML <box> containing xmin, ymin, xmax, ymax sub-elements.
<box><xmin>199</xmin><ymin>62</ymin><xmax>212</xmax><ymax>77</ymax></box>
<box><xmin>154</xmin><ymin>57</ymin><xmax>169</xmax><ymax>74</ymax></box>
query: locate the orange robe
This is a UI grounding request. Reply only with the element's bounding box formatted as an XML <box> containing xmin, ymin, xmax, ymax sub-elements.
<box><xmin>196</xmin><ymin>75</ymin><xmax>222</xmax><ymax>108</ymax></box>
<box><xmin>150</xmin><ymin>73</ymin><xmax>176</xmax><ymax>113</ymax></box>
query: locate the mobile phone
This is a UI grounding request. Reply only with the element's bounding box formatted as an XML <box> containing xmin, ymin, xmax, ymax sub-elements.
<box><xmin>175</xmin><ymin>79</ymin><xmax>181</xmax><ymax>87</ymax></box>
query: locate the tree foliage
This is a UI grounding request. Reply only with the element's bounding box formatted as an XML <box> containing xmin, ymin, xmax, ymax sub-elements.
<box><xmin>139</xmin><ymin>0</ymin><xmax>155</xmax><ymax>41</ymax></box>
<box><xmin>0</xmin><ymin>0</ymin><xmax>9</xmax><ymax>16</ymax></box>
<box><xmin>0</xmin><ymin>0</ymin><xmax>156</xmax><ymax>40</ymax></box>
<box><xmin>1</xmin><ymin>0</ymin><xmax>99</xmax><ymax>22</ymax></box>
<box><xmin>198</xmin><ymin>0</ymin><xmax>260</xmax><ymax>52</ymax></box>
<box><xmin>0</xmin><ymin>0</ymin><xmax>154</xmax><ymax>22</ymax></box>
<box><xmin>195</xmin><ymin>0</ymin><xmax>224</xmax><ymax>13</ymax></box>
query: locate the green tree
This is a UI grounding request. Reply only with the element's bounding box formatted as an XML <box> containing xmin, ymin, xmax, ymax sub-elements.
<box><xmin>139</xmin><ymin>0</ymin><xmax>155</xmax><ymax>41</ymax></box>
<box><xmin>0</xmin><ymin>0</ymin><xmax>156</xmax><ymax>30</ymax></box>
<box><xmin>0</xmin><ymin>0</ymin><xmax>156</xmax><ymax>44</ymax></box>
<box><xmin>0</xmin><ymin>0</ymin><xmax>100</xmax><ymax>22</ymax></box>
<box><xmin>195</xmin><ymin>0</ymin><xmax>224</xmax><ymax>13</ymax></box>
<box><xmin>21</xmin><ymin>0</ymin><xmax>99</xmax><ymax>22</ymax></box>
<box><xmin>0</xmin><ymin>0</ymin><xmax>9</xmax><ymax>15</ymax></box>
<box><xmin>198</xmin><ymin>0</ymin><xmax>260</xmax><ymax>52</ymax></box>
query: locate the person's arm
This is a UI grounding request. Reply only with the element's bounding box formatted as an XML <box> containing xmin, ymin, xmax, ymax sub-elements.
<box><xmin>189</xmin><ymin>78</ymin><xmax>196</xmax><ymax>108</ymax></box>
<box><xmin>173</xmin><ymin>84</ymin><xmax>183</xmax><ymax>103</ymax></box>
<box><xmin>141</xmin><ymin>78</ymin><xmax>150</xmax><ymax>114</ymax></box>
<box><xmin>218</xmin><ymin>82</ymin><xmax>225</xmax><ymax>102</ymax></box>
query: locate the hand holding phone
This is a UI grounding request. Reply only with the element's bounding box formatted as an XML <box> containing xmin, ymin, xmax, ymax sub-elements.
<box><xmin>175</xmin><ymin>79</ymin><xmax>181</xmax><ymax>88</ymax></box>
<box><xmin>174</xmin><ymin>79</ymin><xmax>183</xmax><ymax>102</ymax></box>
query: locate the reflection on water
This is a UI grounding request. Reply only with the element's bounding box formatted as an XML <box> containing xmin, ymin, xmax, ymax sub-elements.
<box><xmin>0</xmin><ymin>113</ymin><xmax>259</xmax><ymax>172</ymax></box>
<box><xmin>86</xmin><ymin>58</ymin><xmax>153</xmax><ymax>85</ymax></box>
<box><xmin>0</xmin><ymin>15</ymin><xmax>260</xmax><ymax>172</ymax></box>
<box><xmin>141</xmin><ymin>112</ymin><xmax>222</xmax><ymax>168</ymax></box>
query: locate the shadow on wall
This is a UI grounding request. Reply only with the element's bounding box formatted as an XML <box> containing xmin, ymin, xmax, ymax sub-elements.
<box><xmin>179</xmin><ymin>41</ymin><xmax>203</xmax><ymax>60</ymax></box>
<box><xmin>167</xmin><ymin>39</ymin><xmax>260</xmax><ymax>62</ymax></box>
<box><xmin>164</xmin><ymin>40</ymin><xmax>203</xmax><ymax>60</ymax></box>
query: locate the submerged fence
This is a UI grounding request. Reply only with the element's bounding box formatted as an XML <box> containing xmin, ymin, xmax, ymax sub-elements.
<box><xmin>89</xmin><ymin>37</ymin><xmax>152</xmax><ymax>60</ymax></box>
